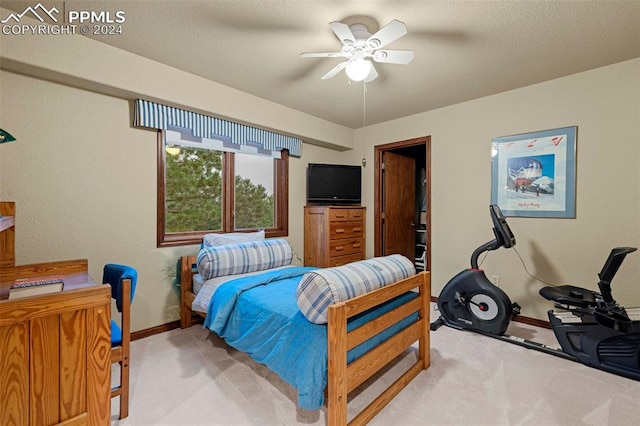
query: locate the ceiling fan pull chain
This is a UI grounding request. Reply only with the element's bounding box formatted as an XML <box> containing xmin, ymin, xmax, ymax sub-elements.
<box><xmin>362</xmin><ymin>82</ymin><xmax>367</xmax><ymax>167</ymax></box>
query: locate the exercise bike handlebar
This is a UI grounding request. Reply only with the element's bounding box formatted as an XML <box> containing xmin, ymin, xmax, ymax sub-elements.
<box><xmin>471</xmin><ymin>238</ymin><xmax>501</xmax><ymax>269</ymax></box>
<box><xmin>597</xmin><ymin>247</ymin><xmax>637</xmax><ymax>304</ymax></box>
<box><xmin>470</xmin><ymin>205</ymin><xmax>517</xmax><ymax>269</ymax></box>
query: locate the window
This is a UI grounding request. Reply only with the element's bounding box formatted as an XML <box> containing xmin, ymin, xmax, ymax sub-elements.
<box><xmin>157</xmin><ymin>131</ymin><xmax>288</xmax><ymax>247</ymax></box>
<box><xmin>234</xmin><ymin>153</ymin><xmax>275</xmax><ymax>230</ymax></box>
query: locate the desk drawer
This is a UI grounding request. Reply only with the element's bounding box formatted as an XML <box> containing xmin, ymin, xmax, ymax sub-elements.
<box><xmin>328</xmin><ymin>252</ymin><xmax>365</xmax><ymax>267</ymax></box>
<box><xmin>329</xmin><ymin>238</ymin><xmax>364</xmax><ymax>257</ymax></box>
<box><xmin>329</xmin><ymin>208</ymin><xmax>364</xmax><ymax>222</ymax></box>
<box><xmin>329</xmin><ymin>221</ymin><xmax>364</xmax><ymax>240</ymax></box>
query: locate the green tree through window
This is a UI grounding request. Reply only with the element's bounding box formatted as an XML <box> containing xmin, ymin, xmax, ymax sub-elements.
<box><xmin>165</xmin><ymin>147</ymin><xmax>223</xmax><ymax>232</ymax></box>
<box><xmin>234</xmin><ymin>176</ymin><xmax>274</xmax><ymax>228</ymax></box>
<box><xmin>158</xmin><ymin>131</ymin><xmax>288</xmax><ymax>247</ymax></box>
<box><xmin>234</xmin><ymin>153</ymin><xmax>275</xmax><ymax>230</ymax></box>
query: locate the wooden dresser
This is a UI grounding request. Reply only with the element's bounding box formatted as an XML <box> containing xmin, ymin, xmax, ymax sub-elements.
<box><xmin>304</xmin><ymin>205</ymin><xmax>365</xmax><ymax>267</ymax></box>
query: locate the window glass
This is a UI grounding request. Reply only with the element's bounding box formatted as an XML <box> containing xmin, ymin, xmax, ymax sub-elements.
<box><xmin>164</xmin><ymin>144</ymin><xmax>223</xmax><ymax>233</ymax></box>
<box><xmin>234</xmin><ymin>153</ymin><xmax>275</xmax><ymax>230</ymax></box>
<box><xmin>158</xmin><ymin>132</ymin><xmax>288</xmax><ymax>247</ymax></box>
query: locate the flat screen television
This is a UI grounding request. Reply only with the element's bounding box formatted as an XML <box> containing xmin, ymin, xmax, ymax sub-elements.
<box><xmin>307</xmin><ymin>163</ymin><xmax>362</xmax><ymax>205</ymax></box>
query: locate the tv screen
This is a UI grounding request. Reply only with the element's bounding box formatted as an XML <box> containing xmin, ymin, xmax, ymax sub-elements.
<box><xmin>307</xmin><ymin>163</ymin><xmax>362</xmax><ymax>204</ymax></box>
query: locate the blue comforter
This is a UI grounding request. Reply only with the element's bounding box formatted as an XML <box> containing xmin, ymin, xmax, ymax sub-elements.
<box><xmin>203</xmin><ymin>267</ymin><xmax>417</xmax><ymax>410</ymax></box>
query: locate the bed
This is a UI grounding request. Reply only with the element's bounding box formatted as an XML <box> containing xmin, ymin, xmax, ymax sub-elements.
<box><xmin>179</xmin><ymin>239</ymin><xmax>430</xmax><ymax>425</ymax></box>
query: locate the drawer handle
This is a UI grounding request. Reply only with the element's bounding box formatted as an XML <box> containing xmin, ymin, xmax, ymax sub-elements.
<box><xmin>335</xmin><ymin>245</ymin><xmax>344</xmax><ymax>251</ymax></box>
<box><xmin>335</xmin><ymin>214</ymin><xmax>346</xmax><ymax>218</ymax></box>
<box><xmin>352</xmin><ymin>227</ymin><xmax>362</xmax><ymax>232</ymax></box>
<box><xmin>352</xmin><ymin>243</ymin><xmax>361</xmax><ymax>248</ymax></box>
<box><xmin>335</xmin><ymin>228</ymin><xmax>345</xmax><ymax>233</ymax></box>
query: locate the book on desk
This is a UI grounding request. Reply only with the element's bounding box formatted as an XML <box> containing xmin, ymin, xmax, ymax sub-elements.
<box><xmin>9</xmin><ymin>275</ymin><xmax>65</xmax><ymax>299</ymax></box>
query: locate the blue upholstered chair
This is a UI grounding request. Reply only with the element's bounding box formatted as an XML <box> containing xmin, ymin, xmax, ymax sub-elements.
<box><xmin>103</xmin><ymin>263</ymin><xmax>137</xmax><ymax>420</ymax></box>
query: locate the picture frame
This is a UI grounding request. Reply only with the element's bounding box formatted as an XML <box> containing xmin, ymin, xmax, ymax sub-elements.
<box><xmin>490</xmin><ymin>126</ymin><xmax>577</xmax><ymax>218</ymax></box>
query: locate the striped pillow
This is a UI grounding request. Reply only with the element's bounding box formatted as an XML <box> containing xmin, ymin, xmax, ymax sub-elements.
<box><xmin>296</xmin><ymin>255</ymin><xmax>416</xmax><ymax>324</ymax></box>
<box><xmin>197</xmin><ymin>238</ymin><xmax>292</xmax><ymax>279</ymax></box>
<box><xmin>202</xmin><ymin>230</ymin><xmax>265</xmax><ymax>247</ymax></box>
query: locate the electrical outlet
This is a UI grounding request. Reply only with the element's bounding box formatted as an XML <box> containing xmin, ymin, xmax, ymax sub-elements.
<box><xmin>490</xmin><ymin>275</ymin><xmax>500</xmax><ymax>286</ymax></box>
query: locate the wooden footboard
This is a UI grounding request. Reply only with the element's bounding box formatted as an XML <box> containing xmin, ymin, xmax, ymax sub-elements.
<box><xmin>327</xmin><ymin>271</ymin><xmax>430</xmax><ymax>425</ymax></box>
<box><xmin>179</xmin><ymin>255</ymin><xmax>430</xmax><ymax>425</ymax></box>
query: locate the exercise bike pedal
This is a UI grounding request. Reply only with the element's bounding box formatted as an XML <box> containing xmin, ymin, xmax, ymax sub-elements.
<box><xmin>511</xmin><ymin>302</ymin><xmax>521</xmax><ymax>319</ymax></box>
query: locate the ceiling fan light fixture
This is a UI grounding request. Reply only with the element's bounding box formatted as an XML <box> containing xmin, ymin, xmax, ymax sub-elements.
<box><xmin>346</xmin><ymin>59</ymin><xmax>372</xmax><ymax>81</ymax></box>
<box><xmin>303</xmin><ymin>19</ymin><xmax>411</xmax><ymax>82</ymax></box>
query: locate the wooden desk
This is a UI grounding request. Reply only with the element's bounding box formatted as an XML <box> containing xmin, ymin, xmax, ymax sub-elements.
<box><xmin>0</xmin><ymin>259</ymin><xmax>112</xmax><ymax>426</ymax></box>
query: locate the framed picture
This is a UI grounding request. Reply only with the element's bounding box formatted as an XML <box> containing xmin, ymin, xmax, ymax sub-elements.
<box><xmin>490</xmin><ymin>126</ymin><xmax>577</xmax><ymax>218</ymax></box>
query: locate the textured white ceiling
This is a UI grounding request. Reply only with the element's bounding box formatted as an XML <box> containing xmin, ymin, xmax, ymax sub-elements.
<box><xmin>3</xmin><ymin>0</ymin><xmax>639</xmax><ymax>128</ymax></box>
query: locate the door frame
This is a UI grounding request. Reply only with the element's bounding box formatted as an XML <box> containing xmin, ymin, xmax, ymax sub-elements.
<box><xmin>374</xmin><ymin>136</ymin><xmax>431</xmax><ymax>272</ymax></box>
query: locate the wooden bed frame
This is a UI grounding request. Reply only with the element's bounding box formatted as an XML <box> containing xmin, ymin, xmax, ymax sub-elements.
<box><xmin>179</xmin><ymin>255</ymin><xmax>430</xmax><ymax>426</ymax></box>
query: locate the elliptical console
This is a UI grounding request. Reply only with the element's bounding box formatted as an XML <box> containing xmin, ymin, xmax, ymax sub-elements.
<box><xmin>431</xmin><ymin>205</ymin><xmax>519</xmax><ymax>334</ymax></box>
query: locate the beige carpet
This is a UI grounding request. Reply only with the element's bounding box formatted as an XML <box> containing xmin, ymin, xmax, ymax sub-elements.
<box><xmin>111</xmin><ymin>304</ymin><xmax>640</xmax><ymax>425</ymax></box>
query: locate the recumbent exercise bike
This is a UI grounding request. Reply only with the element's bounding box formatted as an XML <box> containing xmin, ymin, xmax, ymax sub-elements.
<box><xmin>430</xmin><ymin>204</ymin><xmax>640</xmax><ymax>381</ymax></box>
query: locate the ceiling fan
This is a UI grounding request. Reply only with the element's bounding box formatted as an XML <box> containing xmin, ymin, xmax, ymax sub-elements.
<box><xmin>301</xmin><ymin>19</ymin><xmax>414</xmax><ymax>83</ymax></box>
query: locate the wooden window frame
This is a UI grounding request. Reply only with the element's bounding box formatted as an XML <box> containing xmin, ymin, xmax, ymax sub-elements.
<box><xmin>156</xmin><ymin>131</ymin><xmax>288</xmax><ymax>247</ymax></box>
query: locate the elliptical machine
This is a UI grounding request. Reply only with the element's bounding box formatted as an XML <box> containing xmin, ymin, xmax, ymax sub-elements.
<box><xmin>431</xmin><ymin>204</ymin><xmax>640</xmax><ymax>381</ymax></box>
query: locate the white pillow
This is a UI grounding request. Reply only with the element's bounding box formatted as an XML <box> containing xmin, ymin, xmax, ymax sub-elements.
<box><xmin>203</xmin><ymin>230</ymin><xmax>265</xmax><ymax>247</ymax></box>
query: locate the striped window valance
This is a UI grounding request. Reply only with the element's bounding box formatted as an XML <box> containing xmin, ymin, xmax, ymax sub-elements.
<box><xmin>133</xmin><ymin>99</ymin><xmax>302</xmax><ymax>157</ymax></box>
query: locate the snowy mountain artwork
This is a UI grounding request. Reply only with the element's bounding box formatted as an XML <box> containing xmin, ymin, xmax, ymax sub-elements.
<box><xmin>491</xmin><ymin>126</ymin><xmax>576</xmax><ymax>218</ymax></box>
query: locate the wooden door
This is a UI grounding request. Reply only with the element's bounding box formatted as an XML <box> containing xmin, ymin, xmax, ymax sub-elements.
<box><xmin>382</xmin><ymin>151</ymin><xmax>416</xmax><ymax>259</ymax></box>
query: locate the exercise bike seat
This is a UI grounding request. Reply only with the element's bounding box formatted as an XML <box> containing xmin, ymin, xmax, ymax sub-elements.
<box><xmin>539</xmin><ymin>285</ymin><xmax>597</xmax><ymax>308</ymax></box>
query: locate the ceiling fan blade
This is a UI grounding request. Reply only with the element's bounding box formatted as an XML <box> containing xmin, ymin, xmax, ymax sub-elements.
<box><xmin>329</xmin><ymin>21</ymin><xmax>356</xmax><ymax>45</ymax></box>
<box><xmin>372</xmin><ymin>49</ymin><xmax>414</xmax><ymax>64</ymax></box>
<box><xmin>301</xmin><ymin>52</ymin><xmax>344</xmax><ymax>58</ymax></box>
<box><xmin>364</xmin><ymin>65</ymin><xmax>379</xmax><ymax>83</ymax></box>
<box><xmin>321</xmin><ymin>62</ymin><xmax>347</xmax><ymax>80</ymax></box>
<box><xmin>367</xmin><ymin>19</ymin><xmax>407</xmax><ymax>49</ymax></box>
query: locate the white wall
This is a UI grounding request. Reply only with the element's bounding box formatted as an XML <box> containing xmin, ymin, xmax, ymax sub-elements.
<box><xmin>0</xmin><ymin>69</ymin><xmax>355</xmax><ymax>330</ymax></box>
<box><xmin>348</xmin><ymin>58</ymin><xmax>640</xmax><ymax>319</ymax></box>
<box><xmin>0</xmin><ymin>6</ymin><xmax>353</xmax><ymax>151</ymax></box>
<box><xmin>1</xmin><ymin>13</ymin><xmax>638</xmax><ymax>328</ymax></box>
<box><xmin>0</xmin><ymin>9</ymin><xmax>354</xmax><ymax>331</ymax></box>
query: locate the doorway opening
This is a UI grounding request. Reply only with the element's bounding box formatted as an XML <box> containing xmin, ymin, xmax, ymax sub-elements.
<box><xmin>374</xmin><ymin>136</ymin><xmax>431</xmax><ymax>273</ymax></box>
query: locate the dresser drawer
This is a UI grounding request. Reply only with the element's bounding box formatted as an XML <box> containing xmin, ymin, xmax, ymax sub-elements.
<box><xmin>329</xmin><ymin>221</ymin><xmax>364</xmax><ymax>240</ymax></box>
<box><xmin>329</xmin><ymin>238</ymin><xmax>364</xmax><ymax>257</ymax></box>
<box><xmin>328</xmin><ymin>252</ymin><xmax>365</xmax><ymax>267</ymax></box>
<box><xmin>305</xmin><ymin>205</ymin><xmax>366</xmax><ymax>268</ymax></box>
<box><xmin>329</xmin><ymin>208</ymin><xmax>364</xmax><ymax>222</ymax></box>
